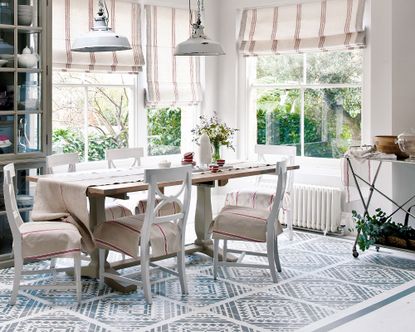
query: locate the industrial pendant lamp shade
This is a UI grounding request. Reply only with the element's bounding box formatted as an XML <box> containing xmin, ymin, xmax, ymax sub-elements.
<box><xmin>71</xmin><ymin>0</ymin><xmax>131</xmax><ymax>53</ymax></box>
<box><xmin>175</xmin><ymin>0</ymin><xmax>224</xmax><ymax>56</ymax></box>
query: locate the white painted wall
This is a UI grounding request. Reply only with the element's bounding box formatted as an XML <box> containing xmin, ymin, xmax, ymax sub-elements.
<box><xmin>390</xmin><ymin>0</ymin><xmax>415</xmax><ymax>227</ymax></box>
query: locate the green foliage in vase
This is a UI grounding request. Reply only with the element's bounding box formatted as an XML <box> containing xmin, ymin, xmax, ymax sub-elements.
<box><xmin>191</xmin><ymin>113</ymin><xmax>238</xmax><ymax>150</ymax></box>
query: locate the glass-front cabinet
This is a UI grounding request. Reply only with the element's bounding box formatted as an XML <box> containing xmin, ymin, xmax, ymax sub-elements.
<box><xmin>0</xmin><ymin>0</ymin><xmax>50</xmax><ymax>266</ymax></box>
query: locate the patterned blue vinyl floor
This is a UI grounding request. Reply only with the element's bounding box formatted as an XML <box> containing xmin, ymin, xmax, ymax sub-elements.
<box><xmin>1</xmin><ymin>232</ymin><xmax>415</xmax><ymax>332</ymax></box>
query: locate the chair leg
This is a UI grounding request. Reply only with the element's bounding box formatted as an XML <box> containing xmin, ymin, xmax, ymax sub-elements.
<box><xmin>10</xmin><ymin>255</ymin><xmax>23</xmax><ymax>305</ymax></box>
<box><xmin>266</xmin><ymin>237</ymin><xmax>278</xmax><ymax>283</ymax></box>
<box><xmin>141</xmin><ymin>243</ymin><xmax>152</xmax><ymax>304</ymax></box>
<box><xmin>74</xmin><ymin>253</ymin><xmax>82</xmax><ymax>303</ymax></box>
<box><xmin>50</xmin><ymin>257</ymin><xmax>57</xmax><ymax>284</ymax></box>
<box><xmin>213</xmin><ymin>239</ymin><xmax>219</xmax><ymax>280</ymax></box>
<box><xmin>98</xmin><ymin>249</ymin><xmax>105</xmax><ymax>290</ymax></box>
<box><xmin>177</xmin><ymin>249</ymin><xmax>188</xmax><ymax>294</ymax></box>
<box><xmin>274</xmin><ymin>237</ymin><xmax>282</xmax><ymax>273</ymax></box>
<box><xmin>223</xmin><ymin>239</ymin><xmax>228</xmax><ymax>262</ymax></box>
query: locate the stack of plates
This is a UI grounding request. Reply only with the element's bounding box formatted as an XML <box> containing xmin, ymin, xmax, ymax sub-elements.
<box><xmin>18</xmin><ymin>5</ymin><xmax>33</xmax><ymax>26</ymax></box>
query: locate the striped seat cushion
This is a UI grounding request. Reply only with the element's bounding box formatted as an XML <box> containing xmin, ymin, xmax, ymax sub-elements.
<box><xmin>20</xmin><ymin>221</ymin><xmax>82</xmax><ymax>260</ymax></box>
<box><xmin>212</xmin><ymin>205</ymin><xmax>283</xmax><ymax>242</ymax></box>
<box><xmin>94</xmin><ymin>214</ymin><xmax>180</xmax><ymax>258</ymax></box>
<box><xmin>105</xmin><ymin>203</ymin><xmax>132</xmax><ymax>220</ymax></box>
<box><xmin>135</xmin><ymin>199</ymin><xmax>181</xmax><ymax>216</ymax></box>
<box><xmin>225</xmin><ymin>189</ymin><xmax>291</xmax><ymax>222</ymax></box>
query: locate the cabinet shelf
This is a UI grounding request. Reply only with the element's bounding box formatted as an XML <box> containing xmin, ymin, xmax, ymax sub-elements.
<box><xmin>0</xmin><ymin>24</ymin><xmax>14</xmax><ymax>29</ymax></box>
<box><xmin>17</xmin><ymin>26</ymin><xmax>42</xmax><ymax>33</ymax></box>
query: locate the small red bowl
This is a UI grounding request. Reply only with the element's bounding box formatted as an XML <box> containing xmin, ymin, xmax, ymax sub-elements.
<box><xmin>217</xmin><ymin>159</ymin><xmax>225</xmax><ymax>166</ymax></box>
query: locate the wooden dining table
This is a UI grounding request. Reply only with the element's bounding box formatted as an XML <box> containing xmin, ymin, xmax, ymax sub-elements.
<box><xmin>28</xmin><ymin>162</ymin><xmax>299</xmax><ymax>291</ymax></box>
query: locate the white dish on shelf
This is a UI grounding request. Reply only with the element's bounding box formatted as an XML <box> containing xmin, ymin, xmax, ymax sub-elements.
<box><xmin>0</xmin><ymin>139</ymin><xmax>12</xmax><ymax>148</ymax></box>
<box><xmin>0</xmin><ymin>59</ymin><xmax>7</xmax><ymax>67</ymax></box>
<box><xmin>18</xmin><ymin>14</ymin><xmax>33</xmax><ymax>26</ymax></box>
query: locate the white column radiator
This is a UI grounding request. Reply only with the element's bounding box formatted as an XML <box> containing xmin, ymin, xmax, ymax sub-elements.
<box><xmin>292</xmin><ymin>184</ymin><xmax>342</xmax><ymax>234</ymax></box>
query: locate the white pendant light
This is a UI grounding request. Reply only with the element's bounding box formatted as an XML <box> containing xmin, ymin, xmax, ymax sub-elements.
<box><xmin>71</xmin><ymin>0</ymin><xmax>131</xmax><ymax>53</ymax></box>
<box><xmin>175</xmin><ymin>0</ymin><xmax>224</xmax><ymax>56</ymax></box>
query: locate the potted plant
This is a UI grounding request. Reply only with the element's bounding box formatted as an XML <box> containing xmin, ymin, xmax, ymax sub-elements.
<box><xmin>191</xmin><ymin>113</ymin><xmax>238</xmax><ymax>162</ymax></box>
<box><xmin>352</xmin><ymin>208</ymin><xmax>390</xmax><ymax>252</ymax></box>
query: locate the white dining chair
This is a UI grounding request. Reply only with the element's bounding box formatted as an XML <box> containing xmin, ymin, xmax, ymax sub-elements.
<box><xmin>3</xmin><ymin>163</ymin><xmax>82</xmax><ymax>304</ymax></box>
<box><xmin>46</xmin><ymin>152</ymin><xmax>79</xmax><ymax>174</ymax></box>
<box><xmin>106</xmin><ymin>147</ymin><xmax>144</xmax><ymax>169</ymax></box>
<box><xmin>213</xmin><ymin>160</ymin><xmax>288</xmax><ymax>283</ymax></box>
<box><xmin>46</xmin><ymin>152</ymin><xmax>132</xmax><ymax>221</ymax></box>
<box><xmin>93</xmin><ymin>165</ymin><xmax>192</xmax><ymax>304</ymax></box>
<box><xmin>224</xmin><ymin>144</ymin><xmax>296</xmax><ymax>240</ymax></box>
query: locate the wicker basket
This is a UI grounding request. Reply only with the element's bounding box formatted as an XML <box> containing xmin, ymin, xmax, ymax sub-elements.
<box><xmin>386</xmin><ymin>235</ymin><xmax>407</xmax><ymax>249</ymax></box>
<box><xmin>407</xmin><ymin>239</ymin><xmax>415</xmax><ymax>250</ymax></box>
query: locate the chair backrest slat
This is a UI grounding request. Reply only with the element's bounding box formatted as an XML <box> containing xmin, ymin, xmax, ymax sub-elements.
<box><xmin>46</xmin><ymin>153</ymin><xmax>79</xmax><ymax>174</ymax></box>
<box><xmin>106</xmin><ymin>147</ymin><xmax>144</xmax><ymax>169</ymax></box>
<box><xmin>267</xmin><ymin>161</ymin><xmax>288</xmax><ymax>229</ymax></box>
<box><xmin>3</xmin><ymin>163</ymin><xmax>24</xmax><ymax>242</ymax></box>
<box><xmin>141</xmin><ymin>166</ymin><xmax>192</xmax><ymax>245</ymax></box>
<box><xmin>255</xmin><ymin>144</ymin><xmax>296</xmax><ymax>194</ymax></box>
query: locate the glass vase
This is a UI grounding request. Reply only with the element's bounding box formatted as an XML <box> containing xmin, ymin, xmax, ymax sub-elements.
<box><xmin>212</xmin><ymin>142</ymin><xmax>221</xmax><ymax>162</ymax></box>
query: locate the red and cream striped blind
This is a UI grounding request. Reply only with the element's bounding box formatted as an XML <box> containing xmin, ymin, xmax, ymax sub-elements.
<box><xmin>53</xmin><ymin>0</ymin><xmax>145</xmax><ymax>72</ymax></box>
<box><xmin>239</xmin><ymin>0</ymin><xmax>366</xmax><ymax>56</ymax></box>
<box><xmin>145</xmin><ymin>5</ymin><xmax>202</xmax><ymax>107</ymax></box>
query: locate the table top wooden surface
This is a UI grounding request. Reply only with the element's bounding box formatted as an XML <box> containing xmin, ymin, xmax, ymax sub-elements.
<box><xmin>27</xmin><ymin>164</ymin><xmax>299</xmax><ymax>198</ymax></box>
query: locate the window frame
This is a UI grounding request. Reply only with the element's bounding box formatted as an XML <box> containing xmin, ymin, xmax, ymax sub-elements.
<box><xmin>52</xmin><ymin>72</ymin><xmax>137</xmax><ymax>161</ymax></box>
<box><xmin>247</xmin><ymin>51</ymin><xmax>363</xmax><ymax>159</ymax></box>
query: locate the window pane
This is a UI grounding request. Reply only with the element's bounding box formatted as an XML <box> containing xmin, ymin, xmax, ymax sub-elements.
<box><xmin>304</xmin><ymin>88</ymin><xmax>361</xmax><ymax>158</ymax></box>
<box><xmin>147</xmin><ymin>107</ymin><xmax>181</xmax><ymax>156</ymax></box>
<box><xmin>52</xmin><ymin>86</ymin><xmax>86</xmax><ymax>158</ymax></box>
<box><xmin>306</xmin><ymin>50</ymin><xmax>363</xmax><ymax>84</ymax></box>
<box><xmin>87</xmin><ymin>87</ymin><xmax>129</xmax><ymax>161</ymax></box>
<box><xmin>256</xmin><ymin>54</ymin><xmax>303</xmax><ymax>84</ymax></box>
<box><xmin>18</xmin><ymin>113</ymin><xmax>41</xmax><ymax>153</ymax></box>
<box><xmin>256</xmin><ymin>89</ymin><xmax>301</xmax><ymax>154</ymax></box>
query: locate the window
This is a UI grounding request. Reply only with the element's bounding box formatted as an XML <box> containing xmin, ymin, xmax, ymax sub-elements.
<box><xmin>52</xmin><ymin>72</ymin><xmax>195</xmax><ymax>160</ymax></box>
<box><xmin>147</xmin><ymin>107</ymin><xmax>181</xmax><ymax>156</ymax></box>
<box><xmin>52</xmin><ymin>72</ymin><xmax>135</xmax><ymax>161</ymax></box>
<box><xmin>252</xmin><ymin>50</ymin><xmax>362</xmax><ymax>158</ymax></box>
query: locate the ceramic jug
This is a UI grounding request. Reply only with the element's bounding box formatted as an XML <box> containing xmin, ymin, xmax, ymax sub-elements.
<box><xmin>199</xmin><ymin>132</ymin><xmax>211</xmax><ymax>167</ymax></box>
<box><xmin>17</xmin><ymin>46</ymin><xmax>38</xmax><ymax>68</ymax></box>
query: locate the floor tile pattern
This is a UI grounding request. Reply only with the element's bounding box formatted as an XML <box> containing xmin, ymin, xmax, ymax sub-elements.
<box><xmin>1</xmin><ymin>232</ymin><xmax>415</xmax><ymax>331</ymax></box>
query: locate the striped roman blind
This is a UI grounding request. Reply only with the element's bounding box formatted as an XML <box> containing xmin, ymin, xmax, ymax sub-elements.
<box><xmin>53</xmin><ymin>0</ymin><xmax>145</xmax><ymax>72</ymax></box>
<box><xmin>239</xmin><ymin>0</ymin><xmax>366</xmax><ymax>56</ymax></box>
<box><xmin>145</xmin><ymin>5</ymin><xmax>202</xmax><ymax>107</ymax></box>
